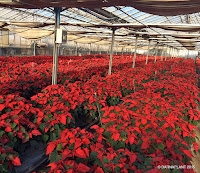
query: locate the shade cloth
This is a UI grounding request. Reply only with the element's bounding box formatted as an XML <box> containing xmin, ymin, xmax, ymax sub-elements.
<box><xmin>3</xmin><ymin>22</ymin><xmax>200</xmax><ymax>33</ymax></box>
<box><xmin>8</xmin><ymin>27</ymin><xmax>54</xmax><ymax>40</ymax></box>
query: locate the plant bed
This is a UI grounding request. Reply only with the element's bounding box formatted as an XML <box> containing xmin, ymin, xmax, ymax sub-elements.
<box><xmin>1</xmin><ymin>55</ymin><xmax>200</xmax><ymax>173</ymax></box>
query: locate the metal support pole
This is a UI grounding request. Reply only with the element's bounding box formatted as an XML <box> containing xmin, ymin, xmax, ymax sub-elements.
<box><xmin>121</xmin><ymin>47</ymin><xmax>123</xmax><ymax>58</ymax></box>
<box><xmin>161</xmin><ymin>46</ymin><xmax>164</xmax><ymax>61</ymax></box>
<box><xmin>52</xmin><ymin>7</ymin><xmax>61</xmax><ymax>85</ymax></box>
<box><xmin>154</xmin><ymin>43</ymin><xmax>158</xmax><ymax>63</ymax></box>
<box><xmin>178</xmin><ymin>49</ymin><xmax>180</xmax><ymax>58</ymax></box>
<box><xmin>170</xmin><ymin>47</ymin><xmax>173</xmax><ymax>59</ymax></box>
<box><xmin>75</xmin><ymin>42</ymin><xmax>78</xmax><ymax>56</ymax></box>
<box><xmin>132</xmin><ymin>36</ymin><xmax>138</xmax><ymax>68</ymax></box>
<box><xmin>173</xmin><ymin>48</ymin><xmax>175</xmax><ymax>59</ymax></box>
<box><xmin>108</xmin><ymin>29</ymin><xmax>115</xmax><ymax>75</ymax></box>
<box><xmin>33</xmin><ymin>41</ymin><xmax>36</xmax><ymax>56</ymax></box>
<box><xmin>165</xmin><ymin>46</ymin><xmax>168</xmax><ymax>61</ymax></box>
<box><xmin>89</xmin><ymin>43</ymin><xmax>91</xmax><ymax>55</ymax></box>
<box><xmin>145</xmin><ymin>39</ymin><xmax>150</xmax><ymax>65</ymax></box>
<box><xmin>174</xmin><ymin>48</ymin><xmax>177</xmax><ymax>58</ymax></box>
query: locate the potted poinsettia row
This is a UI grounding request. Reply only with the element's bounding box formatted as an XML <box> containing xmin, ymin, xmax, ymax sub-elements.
<box><xmin>45</xmin><ymin>59</ymin><xmax>200</xmax><ymax>173</ymax></box>
<box><xmin>0</xmin><ymin>54</ymin><xmax>199</xmax><ymax>173</ymax></box>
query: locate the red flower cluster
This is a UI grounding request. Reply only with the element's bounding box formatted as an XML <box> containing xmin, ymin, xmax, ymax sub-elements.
<box><xmin>0</xmin><ymin>54</ymin><xmax>199</xmax><ymax>173</ymax></box>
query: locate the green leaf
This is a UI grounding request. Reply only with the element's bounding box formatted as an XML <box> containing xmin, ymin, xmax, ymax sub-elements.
<box><xmin>50</xmin><ymin>151</ymin><xmax>59</xmax><ymax>163</ymax></box>
<box><xmin>131</xmin><ymin>144</ymin><xmax>136</xmax><ymax>151</ymax></box>
<box><xmin>56</xmin><ymin>143</ymin><xmax>63</xmax><ymax>151</ymax></box>
<box><xmin>54</xmin><ymin>124</ymin><xmax>59</xmax><ymax>130</ymax></box>
<box><xmin>5</xmin><ymin>119</ymin><xmax>10</xmax><ymax>123</ymax></box>
<box><xmin>42</xmin><ymin>135</ymin><xmax>49</xmax><ymax>143</ymax></box>
<box><xmin>39</xmin><ymin>123</ymin><xmax>46</xmax><ymax>131</ymax></box>
<box><xmin>114</xmin><ymin>166</ymin><xmax>121</xmax><ymax>173</ymax></box>
<box><xmin>0</xmin><ymin>130</ymin><xmax>5</xmax><ymax>138</ymax></box>
<box><xmin>48</xmin><ymin>114</ymin><xmax>53</xmax><ymax>118</ymax></box>
<box><xmin>68</xmin><ymin>143</ymin><xmax>75</xmax><ymax>150</ymax></box>
<box><xmin>103</xmin><ymin>157</ymin><xmax>110</xmax><ymax>164</ymax></box>
<box><xmin>158</xmin><ymin>143</ymin><xmax>164</xmax><ymax>150</ymax></box>
<box><xmin>90</xmin><ymin>151</ymin><xmax>98</xmax><ymax>160</ymax></box>
<box><xmin>120</xmin><ymin>131</ymin><xmax>127</xmax><ymax>137</ymax></box>
<box><xmin>137</xmin><ymin>154</ymin><xmax>145</xmax><ymax>162</ymax></box>
<box><xmin>11</xmin><ymin>123</ymin><xmax>17</xmax><ymax>129</ymax></box>
<box><xmin>1</xmin><ymin>153</ymin><xmax>6</xmax><ymax>162</ymax></box>
<box><xmin>67</xmin><ymin>117</ymin><xmax>72</xmax><ymax>124</ymax></box>
<box><xmin>7</xmin><ymin>141</ymin><xmax>15</xmax><ymax>148</ymax></box>
<box><xmin>112</xmin><ymin>157</ymin><xmax>119</xmax><ymax>164</ymax></box>
<box><xmin>172</xmin><ymin>169</ymin><xmax>182</xmax><ymax>173</ymax></box>
<box><xmin>8</xmin><ymin>132</ymin><xmax>13</xmax><ymax>140</ymax></box>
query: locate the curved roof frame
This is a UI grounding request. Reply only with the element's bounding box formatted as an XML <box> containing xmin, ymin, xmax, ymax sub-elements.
<box><xmin>0</xmin><ymin>3</ymin><xmax>200</xmax><ymax>50</ymax></box>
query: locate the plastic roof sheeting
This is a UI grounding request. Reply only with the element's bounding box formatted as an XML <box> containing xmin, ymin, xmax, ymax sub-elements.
<box><xmin>0</xmin><ymin>0</ymin><xmax>200</xmax><ymax>16</ymax></box>
<box><xmin>1</xmin><ymin>3</ymin><xmax>200</xmax><ymax>51</ymax></box>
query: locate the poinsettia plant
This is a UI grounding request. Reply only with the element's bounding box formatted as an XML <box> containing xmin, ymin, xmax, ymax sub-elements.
<box><xmin>0</xmin><ymin>94</ymin><xmax>41</xmax><ymax>172</ymax></box>
<box><xmin>31</xmin><ymin>84</ymin><xmax>84</xmax><ymax>142</ymax></box>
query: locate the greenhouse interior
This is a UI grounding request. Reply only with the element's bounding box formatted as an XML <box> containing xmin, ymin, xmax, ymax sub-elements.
<box><xmin>1</xmin><ymin>0</ymin><xmax>200</xmax><ymax>173</ymax></box>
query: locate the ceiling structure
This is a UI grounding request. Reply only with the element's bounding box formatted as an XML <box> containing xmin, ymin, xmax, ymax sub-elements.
<box><xmin>1</xmin><ymin>0</ymin><xmax>200</xmax><ymax>16</ymax></box>
<box><xmin>0</xmin><ymin>1</ymin><xmax>200</xmax><ymax>51</ymax></box>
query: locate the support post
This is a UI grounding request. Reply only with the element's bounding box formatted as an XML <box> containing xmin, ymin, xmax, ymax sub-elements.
<box><xmin>89</xmin><ymin>43</ymin><xmax>91</xmax><ymax>55</ymax></box>
<box><xmin>165</xmin><ymin>46</ymin><xmax>168</xmax><ymax>61</ymax></box>
<box><xmin>75</xmin><ymin>42</ymin><xmax>78</xmax><ymax>56</ymax></box>
<box><xmin>99</xmin><ymin>46</ymin><xmax>101</xmax><ymax>54</ymax></box>
<box><xmin>161</xmin><ymin>46</ymin><xmax>164</xmax><ymax>61</ymax></box>
<box><xmin>145</xmin><ymin>39</ymin><xmax>150</xmax><ymax>65</ymax></box>
<box><xmin>33</xmin><ymin>41</ymin><xmax>36</xmax><ymax>56</ymax></box>
<box><xmin>52</xmin><ymin>7</ymin><xmax>61</xmax><ymax>85</ymax></box>
<box><xmin>170</xmin><ymin>47</ymin><xmax>173</xmax><ymax>59</ymax></box>
<box><xmin>132</xmin><ymin>35</ymin><xmax>138</xmax><ymax>68</ymax></box>
<box><xmin>154</xmin><ymin>43</ymin><xmax>158</xmax><ymax>63</ymax></box>
<box><xmin>121</xmin><ymin>47</ymin><xmax>123</xmax><ymax>58</ymax></box>
<box><xmin>108</xmin><ymin>29</ymin><xmax>115</xmax><ymax>75</ymax></box>
<box><xmin>174</xmin><ymin>48</ymin><xmax>176</xmax><ymax>58</ymax></box>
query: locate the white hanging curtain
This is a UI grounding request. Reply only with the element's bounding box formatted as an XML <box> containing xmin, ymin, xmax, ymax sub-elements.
<box><xmin>8</xmin><ymin>27</ymin><xmax>54</xmax><ymax>40</ymax></box>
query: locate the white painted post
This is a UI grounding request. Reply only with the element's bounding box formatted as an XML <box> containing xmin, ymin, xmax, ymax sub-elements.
<box><xmin>161</xmin><ymin>46</ymin><xmax>164</xmax><ymax>61</ymax></box>
<box><xmin>89</xmin><ymin>43</ymin><xmax>91</xmax><ymax>55</ymax></box>
<box><xmin>154</xmin><ymin>43</ymin><xmax>158</xmax><ymax>63</ymax></box>
<box><xmin>33</xmin><ymin>41</ymin><xmax>36</xmax><ymax>56</ymax></box>
<box><xmin>52</xmin><ymin>7</ymin><xmax>61</xmax><ymax>85</ymax></box>
<box><xmin>132</xmin><ymin>35</ymin><xmax>138</xmax><ymax>68</ymax></box>
<box><xmin>108</xmin><ymin>29</ymin><xmax>115</xmax><ymax>75</ymax></box>
<box><xmin>145</xmin><ymin>39</ymin><xmax>150</xmax><ymax>65</ymax></box>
